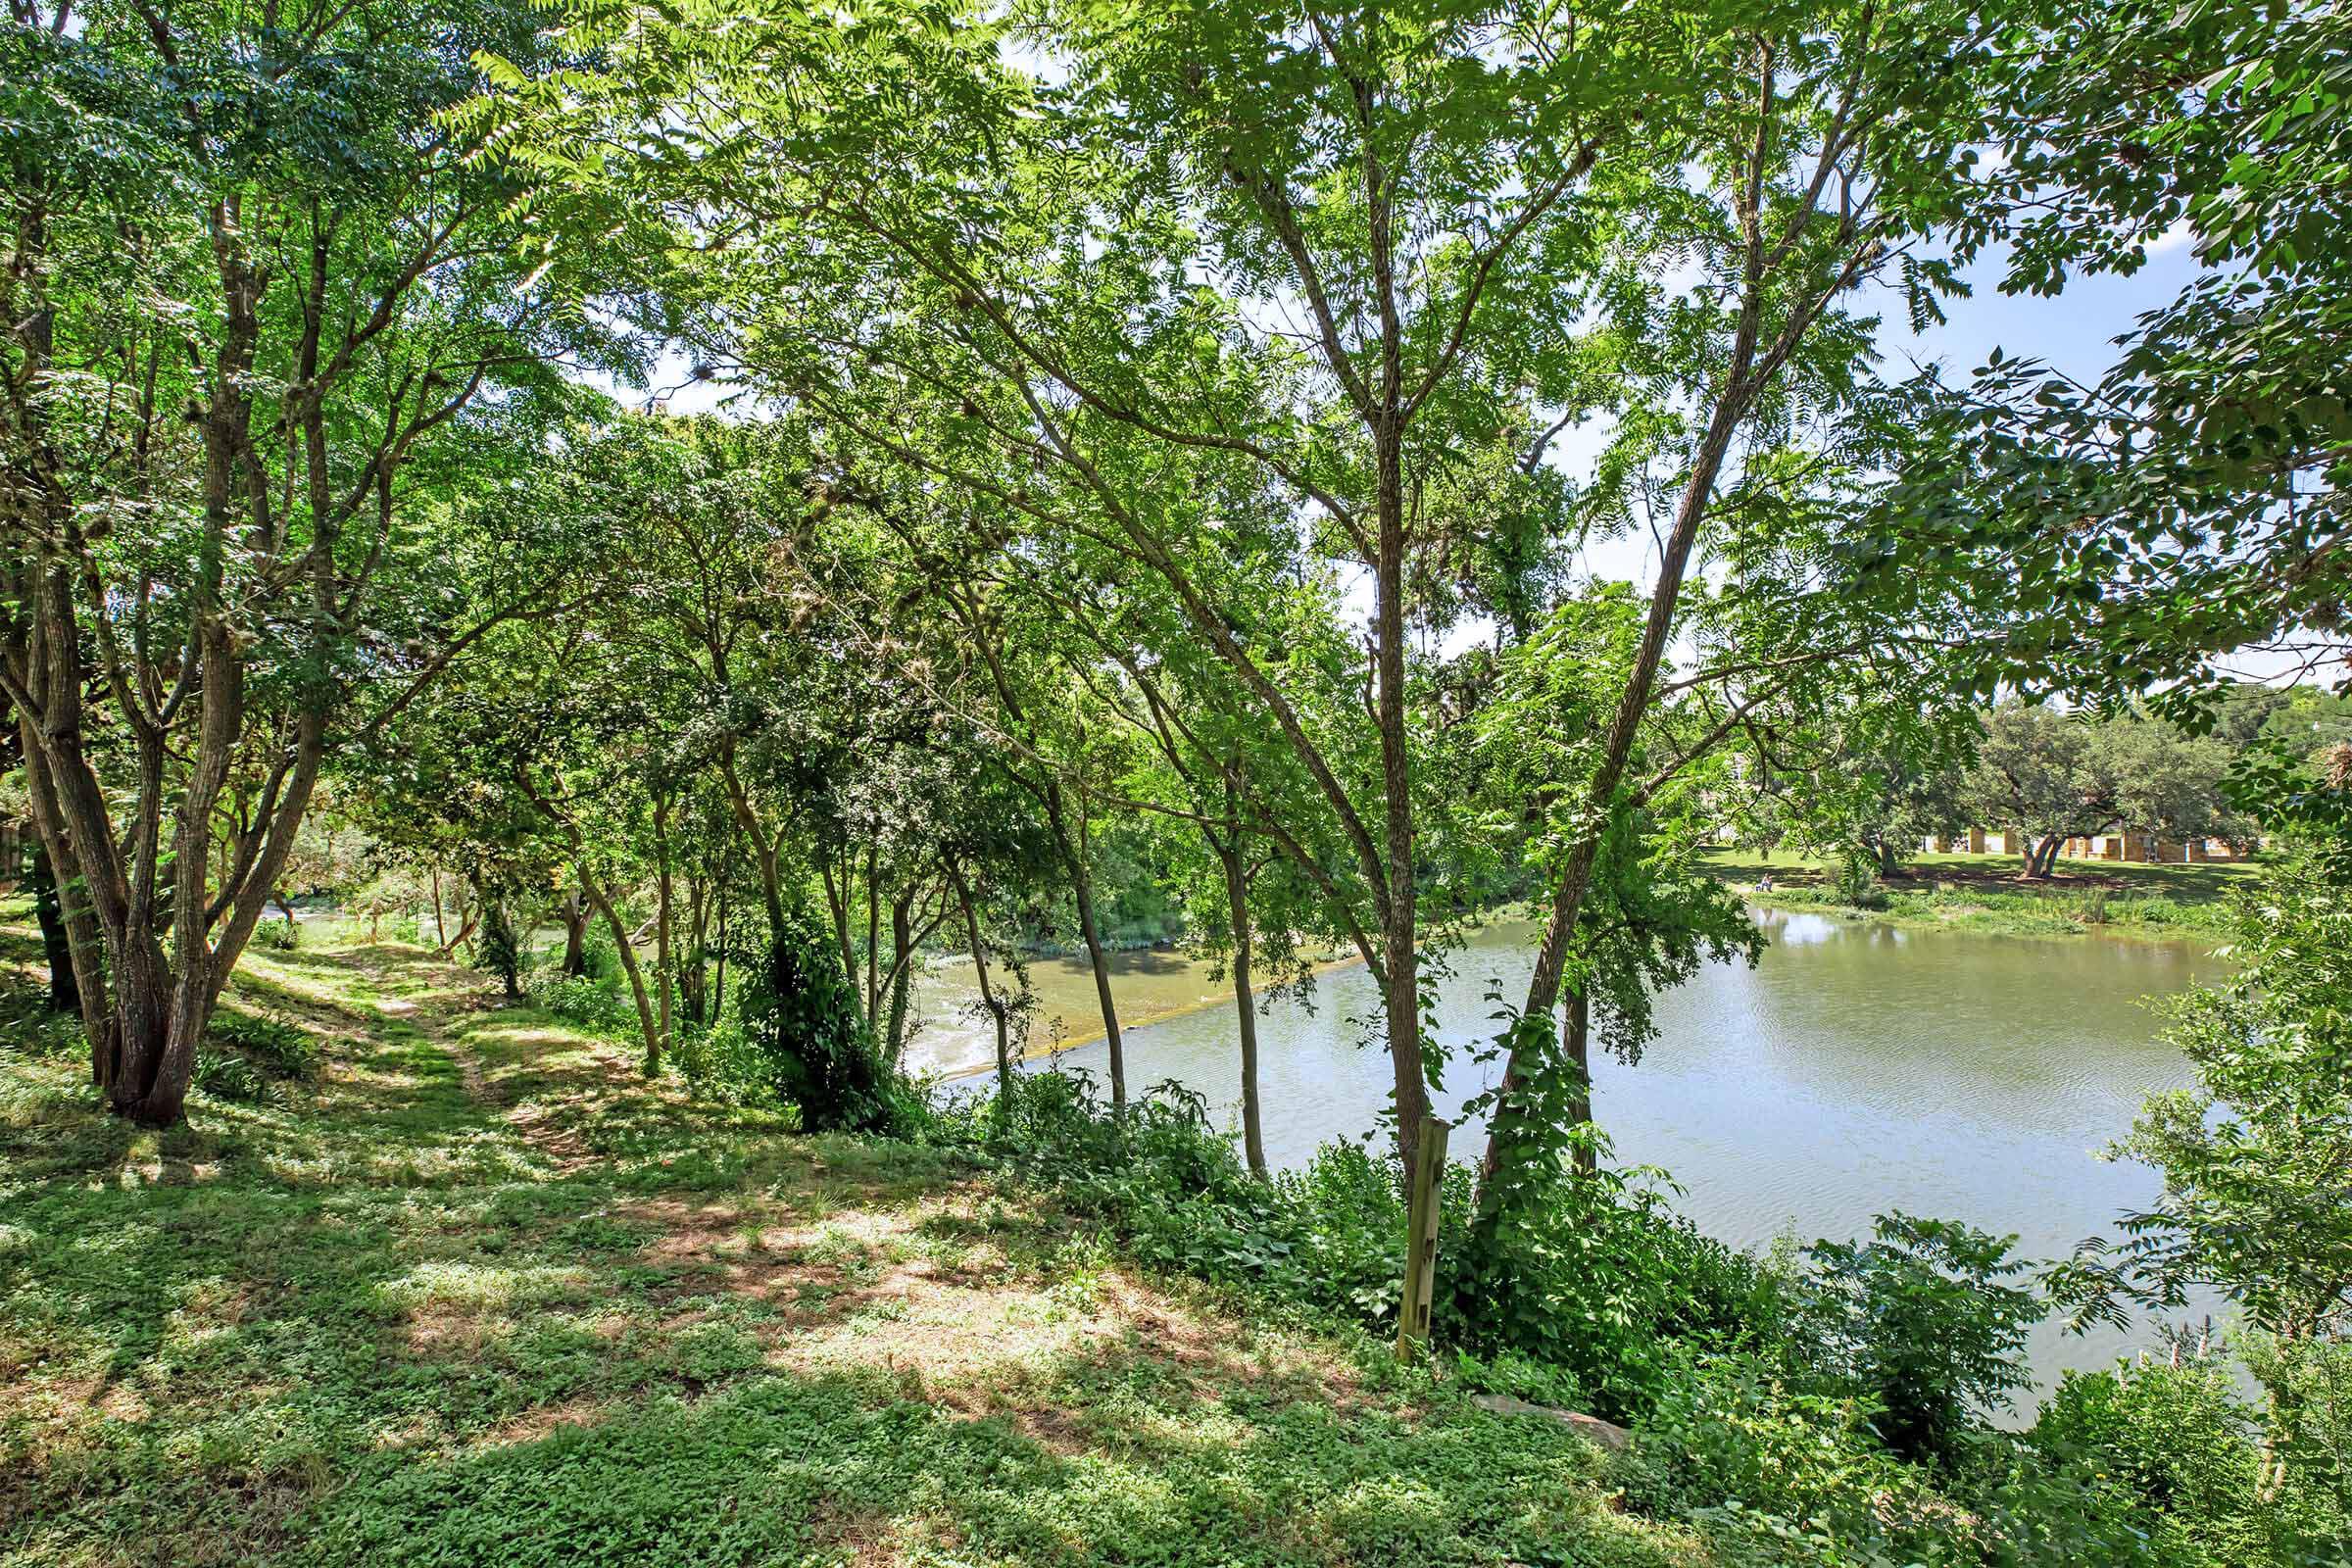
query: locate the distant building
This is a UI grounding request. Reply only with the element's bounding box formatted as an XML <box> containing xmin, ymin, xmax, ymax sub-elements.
<box><xmin>1923</xmin><ymin>829</ymin><xmax>2256</xmax><ymax>863</ymax></box>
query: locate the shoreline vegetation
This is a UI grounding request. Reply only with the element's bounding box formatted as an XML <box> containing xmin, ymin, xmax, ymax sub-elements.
<box><xmin>1701</xmin><ymin>848</ymin><xmax>2254</xmax><ymax>944</ymax></box>
<box><xmin>7</xmin><ymin>910</ymin><xmax>2329</xmax><ymax>1566</ymax></box>
<box><xmin>0</xmin><ymin>931</ymin><xmax>1672</xmax><ymax>1567</ymax></box>
<box><xmin>922</xmin><ymin>852</ymin><xmax>2251</xmax><ymax>1076</ymax></box>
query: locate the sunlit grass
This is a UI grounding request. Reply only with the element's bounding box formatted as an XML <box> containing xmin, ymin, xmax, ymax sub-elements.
<box><xmin>0</xmin><ymin>936</ymin><xmax>1683</xmax><ymax>1568</ymax></box>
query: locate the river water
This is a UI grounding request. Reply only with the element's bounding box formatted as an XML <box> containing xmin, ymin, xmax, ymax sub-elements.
<box><xmin>913</xmin><ymin>909</ymin><xmax>2225</xmax><ymax>1393</ymax></box>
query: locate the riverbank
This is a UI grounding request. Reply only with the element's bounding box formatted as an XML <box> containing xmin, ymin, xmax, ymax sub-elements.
<box><xmin>0</xmin><ymin>933</ymin><xmax>1696</xmax><ymax>1567</ymax></box>
<box><xmin>3</xmin><ymin>921</ymin><xmax>2302</xmax><ymax>1564</ymax></box>
<box><xmin>1699</xmin><ymin>847</ymin><xmax>2255</xmax><ymax>943</ymax></box>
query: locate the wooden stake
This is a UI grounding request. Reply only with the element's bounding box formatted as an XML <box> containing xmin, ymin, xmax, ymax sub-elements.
<box><xmin>1396</xmin><ymin>1116</ymin><xmax>1451</xmax><ymax>1361</ymax></box>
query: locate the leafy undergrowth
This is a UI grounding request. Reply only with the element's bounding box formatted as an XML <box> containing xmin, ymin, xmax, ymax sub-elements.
<box><xmin>0</xmin><ymin>939</ymin><xmax>1704</xmax><ymax>1568</ymax></box>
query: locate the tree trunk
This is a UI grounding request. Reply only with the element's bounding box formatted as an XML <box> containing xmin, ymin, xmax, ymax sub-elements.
<box><xmin>820</xmin><ymin>849</ymin><xmax>864</xmax><ymax>1024</ymax></box>
<box><xmin>887</xmin><ymin>894</ymin><xmax>915</xmax><ymax>1066</ymax></box>
<box><xmin>712</xmin><ymin>873</ymin><xmax>731</xmax><ymax>1021</ymax></box>
<box><xmin>1479</xmin><ymin>189</ymin><xmax>1785</xmax><ymax>1199</ymax></box>
<box><xmin>478</xmin><ymin>893</ymin><xmax>522</xmax><ymax>999</ymax></box>
<box><xmin>1371</xmin><ymin>414</ymin><xmax>1430</xmax><ymax>1179</ymax></box>
<box><xmin>561</xmin><ymin>887</ymin><xmax>589</xmax><ymax>978</ymax></box>
<box><xmin>679</xmin><ymin>876</ymin><xmax>710</xmax><ymax>1025</ymax></box>
<box><xmin>1563</xmin><ymin>987</ymin><xmax>1595</xmax><ymax>1176</ymax></box>
<box><xmin>14</xmin><ymin>721</ymin><xmax>117</xmax><ymax>1085</ymax></box>
<box><xmin>578</xmin><ymin>862</ymin><xmax>662</xmax><ymax>1076</ymax></box>
<box><xmin>1876</xmin><ymin>836</ymin><xmax>1899</xmax><ymax>878</ymax></box>
<box><xmin>948</xmin><ymin>863</ymin><xmax>1012</xmax><ymax>1107</ymax></box>
<box><xmin>1218</xmin><ymin>842</ymin><xmax>1267</xmax><ymax>1176</ymax></box>
<box><xmin>1045</xmin><ymin>786</ymin><xmax>1124</xmax><ymax>1109</ymax></box>
<box><xmin>2018</xmin><ymin>834</ymin><xmax>2064</xmax><ymax>880</ymax></box>
<box><xmin>25</xmin><ymin>841</ymin><xmax>78</xmax><ymax>1016</ymax></box>
<box><xmin>652</xmin><ymin>795</ymin><xmax>675</xmax><ymax>1061</ymax></box>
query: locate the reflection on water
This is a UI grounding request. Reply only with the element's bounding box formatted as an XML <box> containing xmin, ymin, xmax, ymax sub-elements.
<box><xmin>923</xmin><ymin>908</ymin><xmax>2225</xmax><ymax>1395</ymax></box>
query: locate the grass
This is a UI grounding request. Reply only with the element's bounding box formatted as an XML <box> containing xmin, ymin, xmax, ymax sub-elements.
<box><xmin>0</xmin><ymin>928</ymin><xmax>1709</xmax><ymax>1568</ymax></box>
<box><xmin>1698</xmin><ymin>847</ymin><xmax>2259</xmax><ymax>942</ymax></box>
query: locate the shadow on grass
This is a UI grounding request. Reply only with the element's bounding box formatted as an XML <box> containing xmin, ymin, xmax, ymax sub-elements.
<box><xmin>287</xmin><ymin>1342</ymin><xmax>1643</xmax><ymax>1568</ymax></box>
<box><xmin>2</xmin><ymin>940</ymin><xmax>1671</xmax><ymax>1568</ymax></box>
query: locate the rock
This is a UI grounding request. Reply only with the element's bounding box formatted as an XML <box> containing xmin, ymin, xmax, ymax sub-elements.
<box><xmin>1470</xmin><ymin>1393</ymin><xmax>1631</xmax><ymax>1452</ymax></box>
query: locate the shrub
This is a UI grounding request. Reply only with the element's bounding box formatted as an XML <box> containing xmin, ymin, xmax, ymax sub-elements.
<box><xmin>537</xmin><ymin>975</ymin><xmax>637</xmax><ymax>1036</ymax></box>
<box><xmin>192</xmin><ymin>1052</ymin><xmax>284</xmax><ymax>1106</ymax></box>
<box><xmin>1447</xmin><ymin>1166</ymin><xmax>1787</xmax><ymax>1421</ymax></box>
<box><xmin>983</xmin><ymin>1068</ymin><xmax>1783</xmax><ymax>1422</ymax></box>
<box><xmin>730</xmin><ymin>914</ymin><xmax>903</xmax><ymax>1134</ymax></box>
<box><xmin>1834</xmin><ymin>851</ymin><xmax>1888</xmax><ymax>909</ymax></box>
<box><xmin>1623</xmin><ymin>1350</ymin><xmax>2160</xmax><ymax>1567</ymax></box>
<box><xmin>2033</xmin><ymin>1354</ymin><xmax>2270</xmax><ymax>1567</ymax></box>
<box><xmin>1793</xmin><ymin>1213</ymin><xmax>2043</xmax><ymax>1466</ymax></box>
<box><xmin>208</xmin><ymin>1007</ymin><xmax>319</xmax><ymax>1080</ymax></box>
<box><xmin>672</xmin><ymin>1015</ymin><xmax>773</xmax><ymax>1105</ymax></box>
<box><xmin>254</xmin><ymin>917</ymin><xmax>300</xmax><ymax>951</ymax></box>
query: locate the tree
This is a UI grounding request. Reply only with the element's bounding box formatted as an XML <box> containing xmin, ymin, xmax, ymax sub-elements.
<box><xmin>1880</xmin><ymin>0</ymin><xmax>2352</xmax><ymax>705</ymax></box>
<box><xmin>0</xmin><ymin>0</ymin><xmax>619</xmax><ymax>1124</ymax></box>
<box><xmin>1469</xmin><ymin>591</ymin><xmax>1759</xmax><ymax>1185</ymax></box>
<box><xmin>1730</xmin><ymin>690</ymin><xmax>1973</xmax><ymax>879</ymax></box>
<box><xmin>483</xmin><ymin>0</ymin><xmax>2028</xmax><ymax>1197</ymax></box>
<box><xmin>2053</xmin><ymin>853</ymin><xmax>2352</xmax><ymax>1498</ymax></box>
<box><xmin>1961</xmin><ymin>702</ymin><xmax>2233</xmax><ymax>878</ymax></box>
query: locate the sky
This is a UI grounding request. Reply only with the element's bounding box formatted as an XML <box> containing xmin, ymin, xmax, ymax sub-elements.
<box><xmin>608</xmin><ymin>218</ymin><xmax>2331</xmax><ymax>686</ymax></box>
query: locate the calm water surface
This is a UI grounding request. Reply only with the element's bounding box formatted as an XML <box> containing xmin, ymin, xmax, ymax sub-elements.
<box><xmin>920</xmin><ymin>910</ymin><xmax>2224</xmax><ymax>1391</ymax></box>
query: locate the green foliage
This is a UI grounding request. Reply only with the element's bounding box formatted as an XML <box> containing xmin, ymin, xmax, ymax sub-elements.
<box><xmin>1623</xmin><ymin>1350</ymin><xmax>2159</xmax><ymax>1567</ymax></box>
<box><xmin>191</xmin><ymin>1007</ymin><xmax>322</xmax><ymax>1107</ymax></box>
<box><xmin>0</xmin><ymin>1001</ymin><xmax>87</xmax><ymax>1064</ymax></box>
<box><xmin>475</xmin><ymin>897</ymin><xmax>524</xmax><ymax>998</ymax></box>
<box><xmin>1795</xmin><ymin>1214</ymin><xmax>2043</xmax><ymax>1466</ymax></box>
<box><xmin>255</xmin><ymin>919</ymin><xmax>302</xmax><ymax>953</ymax></box>
<box><xmin>1449</xmin><ymin>1162</ymin><xmax>1784</xmax><ymax>1422</ymax></box>
<box><xmin>191</xmin><ymin>1051</ymin><xmax>287</xmax><ymax>1108</ymax></box>
<box><xmin>1886</xmin><ymin>1</ymin><xmax>2352</xmax><ymax>703</ymax></box>
<box><xmin>985</xmin><ymin>1068</ymin><xmax>1780</xmax><ymax>1423</ymax></box>
<box><xmin>733</xmin><ymin>911</ymin><xmax>901</xmax><ymax>1135</ymax></box>
<box><xmin>209</xmin><ymin>1009</ymin><xmax>322</xmax><ymax>1082</ymax></box>
<box><xmin>2034</xmin><ymin>1355</ymin><xmax>2269</xmax><ymax>1567</ymax></box>
<box><xmin>3</xmin><ymin>941</ymin><xmax>1690</xmax><ymax>1568</ymax></box>
<box><xmin>1962</xmin><ymin>702</ymin><xmax>2241</xmax><ymax>870</ymax></box>
<box><xmin>536</xmin><ymin>975</ymin><xmax>640</xmax><ymax>1038</ymax></box>
<box><xmin>1831</xmin><ymin>852</ymin><xmax>1887</xmax><ymax>910</ymax></box>
<box><xmin>2051</xmin><ymin>852</ymin><xmax>2352</xmax><ymax>1488</ymax></box>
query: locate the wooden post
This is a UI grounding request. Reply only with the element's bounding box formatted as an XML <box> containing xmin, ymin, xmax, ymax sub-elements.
<box><xmin>1396</xmin><ymin>1116</ymin><xmax>1451</xmax><ymax>1362</ymax></box>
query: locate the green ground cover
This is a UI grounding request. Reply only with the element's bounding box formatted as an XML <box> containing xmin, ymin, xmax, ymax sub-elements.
<box><xmin>0</xmin><ymin>933</ymin><xmax>1704</xmax><ymax>1568</ymax></box>
<box><xmin>1700</xmin><ymin>848</ymin><xmax>2259</xmax><ymax>941</ymax></box>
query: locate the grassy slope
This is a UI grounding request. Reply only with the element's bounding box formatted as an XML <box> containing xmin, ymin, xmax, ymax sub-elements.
<box><xmin>0</xmin><ymin>933</ymin><xmax>1705</xmax><ymax>1568</ymax></box>
<box><xmin>1699</xmin><ymin>847</ymin><xmax>2258</xmax><ymax>941</ymax></box>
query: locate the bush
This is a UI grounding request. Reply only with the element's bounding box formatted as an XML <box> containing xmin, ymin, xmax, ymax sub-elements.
<box><xmin>192</xmin><ymin>1051</ymin><xmax>285</xmax><ymax>1107</ymax></box>
<box><xmin>1447</xmin><ymin>1165</ymin><xmax>1787</xmax><ymax>1421</ymax></box>
<box><xmin>536</xmin><ymin>975</ymin><xmax>638</xmax><ymax>1037</ymax></box>
<box><xmin>2034</xmin><ymin>1354</ymin><xmax>2269</xmax><ymax>1567</ymax></box>
<box><xmin>982</xmin><ymin>1068</ymin><xmax>1782</xmax><ymax>1422</ymax></box>
<box><xmin>254</xmin><ymin>917</ymin><xmax>300</xmax><ymax>951</ymax></box>
<box><xmin>1623</xmin><ymin>1350</ymin><xmax>2160</xmax><ymax>1567</ymax></box>
<box><xmin>1834</xmin><ymin>851</ymin><xmax>1888</xmax><ymax>909</ymax></box>
<box><xmin>730</xmin><ymin>914</ymin><xmax>904</xmax><ymax>1134</ymax></box>
<box><xmin>208</xmin><ymin>1007</ymin><xmax>319</xmax><ymax>1080</ymax></box>
<box><xmin>1792</xmin><ymin>1213</ymin><xmax>2043</xmax><ymax>1466</ymax></box>
<box><xmin>672</xmin><ymin>1015</ymin><xmax>776</xmax><ymax>1107</ymax></box>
